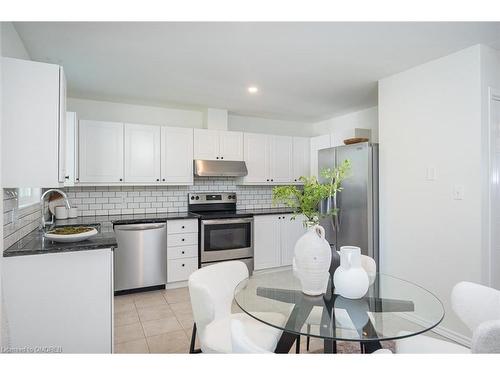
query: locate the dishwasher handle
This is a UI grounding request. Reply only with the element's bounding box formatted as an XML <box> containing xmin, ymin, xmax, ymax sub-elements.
<box><xmin>114</xmin><ymin>223</ymin><xmax>166</xmax><ymax>232</ymax></box>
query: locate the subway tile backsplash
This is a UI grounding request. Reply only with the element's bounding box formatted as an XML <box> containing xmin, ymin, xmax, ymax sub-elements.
<box><xmin>64</xmin><ymin>177</ymin><xmax>283</xmax><ymax>216</ymax></box>
<box><xmin>2</xmin><ymin>178</ymin><xmax>285</xmax><ymax>249</ymax></box>
<box><xmin>3</xmin><ymin>189</ymin><xmax>41</xmax><ymax>250</ymax></box>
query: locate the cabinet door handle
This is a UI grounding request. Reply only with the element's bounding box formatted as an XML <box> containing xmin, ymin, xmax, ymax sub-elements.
<box><xmin>182</xmin><ymin>264</ymin><xmax>185</xmax><ymax>267</ymax></box>
<box><xmin>221</xmin><ymin>156</ymin><xmax>224</xmax><ymax>160</ymax></box>
<box><xmin>65</xmin><ymin>175</ymin><xmax>70</xmax><ymax>179</ymax></box>
<box><xmin>181</xmin><ymin>238</ymin><xmax>185</xmax><ymax>242</ymax></box>
<box><xmin>181</xmin><ymin>251</ymin><xmax>185</xmax><ymax>254</ymax></box>
<box><xmin>162</xmin><ymin>178</ymin><xmax>166</xmax><ymax>182</ymax></box>
<box><xmin>216</xmin><ymin>156</ymin><xmax>219</xmax><ymax>159</ymax></box>
<box><xmin>271</xmin><ymin>179</ymin><xmax>274</xmax><ymax>182</ymax></box>
<box><xmin>181</xmin><ymin>225</ymin><xmax>185</xmax><ymax>229</ymax></box>
<box><xmin>266</xmin><ymin>179</ymin><xmax>269</xmax><ymax>182</ymax></box>
<box><xmin>119</xmin><ymin>178</ymin><xmax>123</xmax><ymax>182</ymax></box>
<box><xmin>156</xmin><ymin>178</ymin><xmax>160</xmax><ymax>181</ymax></box>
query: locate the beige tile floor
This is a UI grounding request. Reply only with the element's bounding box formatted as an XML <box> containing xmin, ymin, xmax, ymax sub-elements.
<box><xmin>114</xmin><ymin>288</ymin><xmax>194</xmax><ymax>353</ymax></box>
<box><xmin>113</xmin><ymin>287</ymin><xmax>333</xmax><ymax>354</ymax></box>
<box><xmin>113</xmin><ymin>287</ymin><xmax>454</xmax><ymax>354</ymax></box>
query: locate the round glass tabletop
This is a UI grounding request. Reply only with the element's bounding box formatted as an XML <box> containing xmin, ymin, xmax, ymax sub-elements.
<box><xmin>234</xmin><ymin>269</ymin><xmax>444</xmax><ymax>342</ymax></box>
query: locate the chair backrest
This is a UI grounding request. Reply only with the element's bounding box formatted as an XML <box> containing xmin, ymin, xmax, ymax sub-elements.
<box><xmin>471</xmin><ymin>320</ymin><xmax>500</xmax><ymax>353</ymax></box>
<box><xmin>188</xmin><ymin>261</ymin><xmax>249</xmax><ymax>340</ymax></box>
<box><xmin>230</xmin><ymin>319</ymin><xmax>271</xmax><ymax>353</ymax></box>
<box><xmin>451</xmin><ymin>281</ymin><xmax>500</xmax><ymax>332</ymax></box>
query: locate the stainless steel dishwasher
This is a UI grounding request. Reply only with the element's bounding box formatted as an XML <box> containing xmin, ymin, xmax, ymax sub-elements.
<box><xmin>114</xmin><ymin>223</ymin><xmax>167</xmax><ymax>292</ymax></box>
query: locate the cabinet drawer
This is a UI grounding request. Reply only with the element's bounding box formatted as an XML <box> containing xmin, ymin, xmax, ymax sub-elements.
<box><xmin>167</xmin><ymin>232</ymin><xmax>198</xmax><ymax>247</ymax></box>
<box><xmin>167</xmin><ymin>245</ymin><xmax>198</xmax><ymax>260</ymax></box>
<box><xmin>167</xmin><ymin>219</ymin><xmax>198</xmax><ymax>234</ymax></box>
<box><xmin>167</xmin><ymin>257</ymin><xmax>198</xmax><ymax>283</ymax></box>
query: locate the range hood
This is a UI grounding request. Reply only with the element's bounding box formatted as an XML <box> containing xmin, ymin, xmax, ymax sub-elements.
<box><xmin>194</xmin><ymin>160</ymin><xmax>248</xmax><ymax>177</ymax></box>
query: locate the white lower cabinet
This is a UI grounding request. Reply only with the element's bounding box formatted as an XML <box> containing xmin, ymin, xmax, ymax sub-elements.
<box><xmin>2</xmin><ymin>249</ymin><xmax>113</xmax><ymax>353</ymax></box>
<box><xmin>254</xmin><ymin>214</ymin><xmax>307</xmax><ymax>270</ymax></box>
<box><xmin>167</xmin><ymin>258</ymin><xmax>199</xmax><ymax>283</ymax></box>
<box><xmin>167</xmin><ymin>219</ymin><xmax>199</xmax><ymax>283</ymax></box>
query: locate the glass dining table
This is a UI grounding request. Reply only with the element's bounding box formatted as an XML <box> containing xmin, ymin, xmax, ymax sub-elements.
<box><xmin>234</xmin><ymin>269</ymin><xmax>444</xmax><ymax>353</ymax></box>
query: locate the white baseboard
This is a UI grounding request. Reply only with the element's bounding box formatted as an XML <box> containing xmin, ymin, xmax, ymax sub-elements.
<box><xmin>431</xmin><ymin>325</ymin><xmax>471</xmax><ymax>347</ymax></box>
<box><xmin>165</xmin><ymin>281</ymin><xmax>188</xmax><ymax>289</ymax></box>
<box><xmin>395</xmin><ymin>311</ymin><xmax>471</xmax><ymax>348</ymax></box>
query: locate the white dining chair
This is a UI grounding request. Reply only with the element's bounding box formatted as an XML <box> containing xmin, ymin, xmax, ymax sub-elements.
<box><xmin>305</xmin><ymin>253</ymin><xmax>377</xmax><ymax>352</ymax></box>
<box><xmin>188</xmin><ymin>260</ymin><xmax>286</xmax><ymax>353</ymax></box>
<box><xmin>396</xmin><ymin>281</ymin><xmax>500</xmax><ymax>353</ymax></box>
<box><xmin>230</xmin><ymin>319</ymin><xmax>273</xmax><ymax>353</ymax></box>
<box><xmin>231</xmin><ymin>318</ymin><xmax>392</xmax><ymax>354</ymax></box>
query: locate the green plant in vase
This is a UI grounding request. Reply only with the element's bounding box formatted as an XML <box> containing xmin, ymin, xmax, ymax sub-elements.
<box><xmin>272</xmin><ymin>159</ymin><xmax>351</xmax><ymax>228</ymax></box>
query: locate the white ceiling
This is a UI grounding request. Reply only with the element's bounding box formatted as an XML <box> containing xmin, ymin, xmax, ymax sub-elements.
<box><xmin>14</xmin><ymin>22</ymin><xmax>500</xmax><ymax>122</ymax></box>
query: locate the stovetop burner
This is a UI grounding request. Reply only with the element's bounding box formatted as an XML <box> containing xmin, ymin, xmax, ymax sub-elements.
<box><xmin>188</xmin><ymin>192</ymin><xmax>248</xmax><ymax>219</ymax></box>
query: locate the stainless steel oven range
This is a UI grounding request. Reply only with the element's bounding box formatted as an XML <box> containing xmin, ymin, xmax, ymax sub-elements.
<box><xmin>188</xmin><ymin>192</ymin><xmax>253</xmax><ymax>274</ymax></box>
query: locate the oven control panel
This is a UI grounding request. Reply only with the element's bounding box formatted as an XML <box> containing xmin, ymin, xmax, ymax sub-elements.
<box><xmin>188</xmin><ymin>192</ymin><xmax>237</xmax><ymax>204</ymax></box>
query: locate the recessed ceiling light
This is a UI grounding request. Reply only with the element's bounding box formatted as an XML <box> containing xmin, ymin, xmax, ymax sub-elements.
<box><xmin>247</xmin><ymin>86</ymin><xmax>259</xmax><ymax>94</ymax></box>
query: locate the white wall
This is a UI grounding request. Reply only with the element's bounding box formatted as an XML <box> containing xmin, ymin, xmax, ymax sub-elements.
<box><xmin>379</xmin><ymin>45</ymin><xmax>486</xmax><ymax>343</ymax></box>
<box><xmin>228</xmin><ymin>114</ymin><xmax>313</xmax><ymax>136</ymax></box>
<box><xmin>1</xmin><ymin>22</ymin><xmax>29</xmax><ymax>60</ymax></box>
<box><xmin>481</xmin><ymin>45</ymin><xmax>500</xmax><ymax>289</ymax></box>
<box><xmin>67</xmin><ymin>97</ymin><xmax>204</xmax><ymax>128</ymax></box>
<box><xmin>311</xmin><ymin>107</ymin><xmax>379</xmax><ymax>141</ymax></box>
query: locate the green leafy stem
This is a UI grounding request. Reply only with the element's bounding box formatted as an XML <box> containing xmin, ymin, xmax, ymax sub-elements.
<box><xmin>272</xmin><ymin>159</ymin><xmax>351</xmax><ymax>227</ymax></box>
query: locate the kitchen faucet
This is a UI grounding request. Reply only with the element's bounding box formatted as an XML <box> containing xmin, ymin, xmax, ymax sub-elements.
<box><xmin>40</xmin><ymin>189</ymin><xmax>71</xmax><ymax>230</ymax></box>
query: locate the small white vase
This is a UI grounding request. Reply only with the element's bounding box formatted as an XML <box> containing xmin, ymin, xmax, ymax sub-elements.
<box><xmin>333</xmin><ymin>246</ymin><xmax>369</xmax><ymax>299</ymax></box>
<box><xmin>293</xmin><ymin>225</ymin><xmax>332</xmax><ymax>296</ymax></box>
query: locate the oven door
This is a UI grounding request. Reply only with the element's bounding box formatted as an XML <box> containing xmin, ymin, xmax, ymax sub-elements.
<box><xmin>200</xmin><ymin>218</ymin><xmax>253</xmax><ymax>263</ymax></box>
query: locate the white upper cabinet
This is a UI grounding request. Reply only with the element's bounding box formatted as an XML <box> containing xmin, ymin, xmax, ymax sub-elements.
<box><xmin>310</xmin><ymin>134</ymin><xmax>332</xmax><ymax>178</ymax></box>
<box><xmin>292</xmin><ymin>137</ymin><xmax>310</xmax><ymax>182</ymax></box>
<box><xmin>58</xmin><ymin>69</ymin><xmax>67</xmax><ymax>184</ymax></box>
<box><xmin>269</xmin><ymin>135</ymin><xmax>293</xmax><ymax>183</ymax></box>
<box><xmin>243</xmin><ymin>133</ymin><xmax>269</xmax><ymax>183</ymax></box>
<box><xmin>219</xmin><ymin>131</ymin><xmax>244</xmax><ymax>160</ymax></box>
<box><xmin>79</xmin><ymin>120</ymin><xmax>124</xmax><ymax>183</ymax></box>
<box><xmin>2</xmin><ymin>58</ymin><xmax>66</xmax><ymax>187</ymax></box>
<box><xmin>161</xmin><ymin>126</ymin><xmax>193</xmax><ymax>184</ymax></box>
<box><xmin>194</xmin><ymin>129</ymin><xmax>243</xmax><ymax>160</ymax></box>
<box><xmin>242</xmin><ymin>133</ymin><xmax>297</xmax><ymax>184</ymax></box>
<box><xmin>193</xmin><ymin>129</ymin><xmax>219</xmax><ymax>160</ymax></box>
<box><xmin>124</xmin><ymin>123</ymin><xmax>161</xmax><ymax>183</ymax></box>
<box><xmin>64</xmin><ymin>112</ymin><xmax>78</xmax><ymax>187</ymax></box>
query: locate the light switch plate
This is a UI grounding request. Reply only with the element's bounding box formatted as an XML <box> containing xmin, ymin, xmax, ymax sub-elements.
<box><xmin>426</xmin><ymin>166</ymin><xmax>437</xmax><ymax>181</ymax></box>
<box><xmin>453</xmin><ymin>185</ymin><xmax>465</xmax><ymax>200</ymax></box>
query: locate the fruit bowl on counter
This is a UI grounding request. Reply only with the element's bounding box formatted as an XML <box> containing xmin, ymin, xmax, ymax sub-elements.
<box><xmin>44</xmin><ymin>225</ymin><xmax>99</xmax><ymax>243</ymax></box>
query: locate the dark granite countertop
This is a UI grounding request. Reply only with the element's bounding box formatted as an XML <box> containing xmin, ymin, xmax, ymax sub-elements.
<box><xmin>3</xmin><ymin>224</ymin><xmax>117</xmax><ymax>258</ymax></box>
<box><xmin>3</xmin><ymin>208</ymin><xmax>296</xmax><ymax>258</ymax></box>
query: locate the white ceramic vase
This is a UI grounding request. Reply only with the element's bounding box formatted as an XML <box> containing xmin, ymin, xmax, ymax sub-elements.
<box><xmin>292</xmin><ymin>225</ymin><xmax>332</xmax><ymax>296</ymax></box>
<box><xmin>333</xmin><ymin>246</ymin><xmax>369</xmax><ymax>299</ymax></box>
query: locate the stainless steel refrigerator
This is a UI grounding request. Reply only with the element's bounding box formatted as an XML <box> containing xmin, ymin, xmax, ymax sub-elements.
<box><xmin>318</xmin><ymin>142</ymin><xmax>379</xmax><ymax>265</ymax></box>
